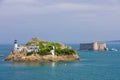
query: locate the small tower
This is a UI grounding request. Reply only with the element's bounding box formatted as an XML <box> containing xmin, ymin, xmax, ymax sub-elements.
<box><xmin>14</xmin><ymin>40</ymin><xmax>18</xmax><ymax>50</ymax></box>
<box><xmin>52</xmin><ymin>46</ymin><xmax>55</xmax><ymax>55</ymax></box>
<box><xmin>50</xmin><ymin>46</ymin><xmax>55</xmax><ymax>56</ymax></box>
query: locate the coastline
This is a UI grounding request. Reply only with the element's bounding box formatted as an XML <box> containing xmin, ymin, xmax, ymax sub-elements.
<box><xmin>5</xmin><ymin>51</ymin><xmax>80</xmax><ymax>62</ymax></box>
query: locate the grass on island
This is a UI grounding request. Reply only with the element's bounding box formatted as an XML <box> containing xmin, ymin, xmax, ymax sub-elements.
<box><xmin>26</xmin><ymin>38</ymin><xmax>77</xmax><ymax>56</ymax></box>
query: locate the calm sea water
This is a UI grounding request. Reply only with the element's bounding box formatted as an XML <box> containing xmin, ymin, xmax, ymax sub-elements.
<box><xmin>0</xmin><ymin>44</ymin><xmax>120</xmax><ymax>80</ymax></box>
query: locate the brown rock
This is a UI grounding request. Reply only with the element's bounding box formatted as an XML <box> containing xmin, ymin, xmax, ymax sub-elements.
<box><xmin>5</xmin><ymin>51</ymin><xmax>80</xmax><ymax>62</ymax></box>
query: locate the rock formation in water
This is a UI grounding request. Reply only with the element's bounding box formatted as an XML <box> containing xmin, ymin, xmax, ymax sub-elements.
<box><xmin>5</xmin><ymin>37</ymin><xmax>79</xmax><ymax>62</ymax></box>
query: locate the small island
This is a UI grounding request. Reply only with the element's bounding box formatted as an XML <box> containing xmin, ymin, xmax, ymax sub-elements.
<box><xmin>5</xmin><ymin>37</ymin><xmax>79</xmax><ymax>62</ymax></box>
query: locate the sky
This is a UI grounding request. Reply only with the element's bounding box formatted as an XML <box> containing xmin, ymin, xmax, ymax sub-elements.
<box><xmin>0</xmin><ymin>0</ymin><xmax>120</xmax><ymax>44</ymax></box>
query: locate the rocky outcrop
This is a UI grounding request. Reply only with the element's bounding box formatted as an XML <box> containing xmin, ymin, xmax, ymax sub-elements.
<box><xmin>5</xmin><ymin>51</ymin><xmax>80</xmax><ymax>62</ymax></box>
<box><xmin>5</xmin><ymin>37</ymin><xmax>80</xmax><ymax>62</ymax></box>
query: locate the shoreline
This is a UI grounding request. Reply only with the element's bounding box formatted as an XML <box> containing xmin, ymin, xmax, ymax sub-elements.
<box><xmin>5</xmin><ymin>52</ymin><xmax>80</xmax><ymax>62</ymax></box>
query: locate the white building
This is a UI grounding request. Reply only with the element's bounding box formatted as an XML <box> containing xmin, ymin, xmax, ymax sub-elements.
<box><xmin>14</xmin><ymin>40</ymin><xmax>23</xmax><ymax>51</ymax></box>
<box><xmin>14</xmin><ymin>40</ymin><xmax>39</xmax><ymax>53</ymax></box>
<box><xmin>28</xmin><ymin>46</ymin><xmax>39</xmax><ymax>52</ymax></box>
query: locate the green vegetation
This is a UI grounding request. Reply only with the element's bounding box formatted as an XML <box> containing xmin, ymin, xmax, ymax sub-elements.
<box><xmin>27</xmin><ymin>51</ymin><xmax>34</xmax><ymax>56</ymax></box>
<box><xmin>26</xmin><ymin>38</ymin><xmax>77</xmax><ymax>55</ymax></box>
<box><xmin>37</xmin><ymin>48</ymin><xmax>51</xmax><ymax>55</ymax></box>
<box><xmin>56</xmin><ymin>48</ymin><xmax>77</xmax><ymax>55</ymax></box>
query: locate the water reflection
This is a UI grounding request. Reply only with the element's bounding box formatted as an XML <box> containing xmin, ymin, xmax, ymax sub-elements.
<box><xmin>11</xmin><ymin>62</ymin><xmax>69</xmax><ymax>67</ymax></box>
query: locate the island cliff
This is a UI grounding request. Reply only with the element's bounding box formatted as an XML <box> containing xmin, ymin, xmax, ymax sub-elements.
<box><xmin>5</xmin><ymin>37</ymin><xmax>79</xmax><ymax>62</ymax></box>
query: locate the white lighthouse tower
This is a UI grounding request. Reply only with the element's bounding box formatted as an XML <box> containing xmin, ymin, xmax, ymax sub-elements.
<box><xmin>14</xmin><ymin>40</ymin><xmax>18</xmax><ymax>50</ymax></box>
<box><xmin>50</xmin><ymin>46</ymin><xmax>55</xmax><ymax>56</ymax></box>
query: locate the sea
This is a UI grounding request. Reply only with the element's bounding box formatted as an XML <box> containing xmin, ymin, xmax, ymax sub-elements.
<box><xmin>0</xmin><ymin>44</ymin><xmax>120</xmax><ymax>80</ymax></box>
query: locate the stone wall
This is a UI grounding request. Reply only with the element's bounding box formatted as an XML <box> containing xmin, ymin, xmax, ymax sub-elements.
<box><xmin>80</xmin><ymin>43</ymin><xmax>94</xmax><ymax>51</ymax></box>
<box><xmin>93</xmin><ymin>42</ymin><xmax>107</xmax><ymax>51</ymax></box>
<box><xmin>80</xmin><ymin>42</ymin><xmax>108</xmax><ymax>51</ymax></box>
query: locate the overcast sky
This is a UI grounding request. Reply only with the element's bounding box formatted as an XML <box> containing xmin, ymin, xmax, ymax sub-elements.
<box><xmin>0</xmin><ymin>0</ymin><xmax>120</xmax><ymax>44</ymax></box>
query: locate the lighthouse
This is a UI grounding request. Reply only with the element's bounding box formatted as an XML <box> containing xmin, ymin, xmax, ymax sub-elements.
<box><xmin>14</xmin><ymin>40</ymin><xmax>18</xmax><ymax>50</ymax></box>
<box><xmin>50</xmin><ymin>46</ymin><xmax>55</xmax><ymax>56</ymax></box>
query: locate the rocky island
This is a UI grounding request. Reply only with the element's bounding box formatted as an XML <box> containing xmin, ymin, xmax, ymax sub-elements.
<box><xmin>5</xmin><ymin>37</ymin><xmax>79</xmax><ymax>62</ymax></box>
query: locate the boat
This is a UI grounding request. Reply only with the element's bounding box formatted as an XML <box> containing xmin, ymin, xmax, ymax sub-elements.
<box><xmin>110</xmin><ymin>48</ymin><xmax>118</xmax><ymax>51</ymax></box>
<box><xmin>0</xmin><ymin>54</ymin><xmax>4</xmax><ymax>57</ymax></box>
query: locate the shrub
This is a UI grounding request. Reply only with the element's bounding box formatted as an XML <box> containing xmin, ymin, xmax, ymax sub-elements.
<box><xmin>27</xmin><ymin>51</ymin><xmax>34</xmax><ymax>56</ymax></box>
<box><xmin>38</xmin><ymin>42</ymin><xmax>45</xmax><ymax>49</ymax></box>
<box><xmin>37</xmin><ymin>48</ymin><xmax>51</xmax><ymax>55</ymax></box>
<box><xmin>56</xmin><ymin>48</ymin><xmax>76</xmax><ymax>55</ymax></box>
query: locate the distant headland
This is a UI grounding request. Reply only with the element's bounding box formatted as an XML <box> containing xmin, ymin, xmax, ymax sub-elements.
<box><xmin>106</xmin><ymin>40</ymin><xmax>120</xmax><ymax>44</ymax></box>
<box><xmin>5</xmin><ymin>37</ymin><xmax>79</xmax><ymax>62</ymax></box>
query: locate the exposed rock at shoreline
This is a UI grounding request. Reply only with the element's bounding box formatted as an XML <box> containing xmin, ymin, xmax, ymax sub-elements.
<box><xmin>5</xmin><ymin>50</ymin><xmax>79</xmax><ymax>62</ymax></box>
